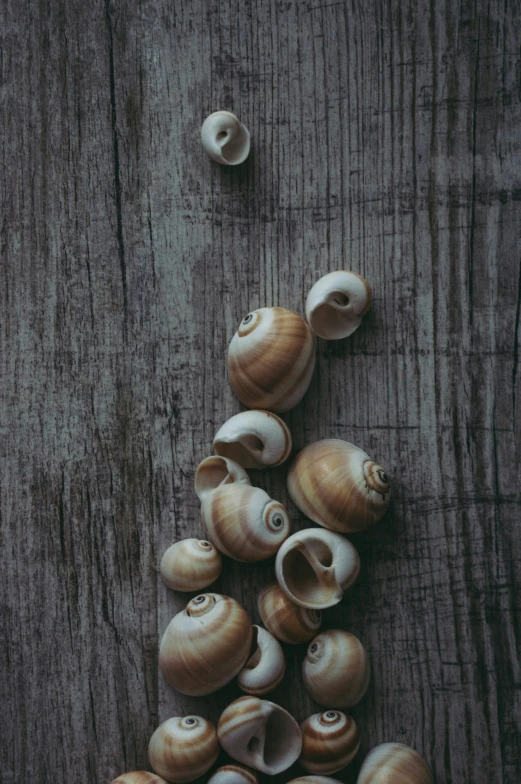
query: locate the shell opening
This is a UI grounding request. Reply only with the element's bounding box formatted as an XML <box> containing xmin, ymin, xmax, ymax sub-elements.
<box><xmin>196</xmin><ymin>456</ymin><xmax>238</xmax><ymax>497</ymax></box>
<box><xmin>263</xmin><ymin>710</ymin><xmax>296</xmax><ymax>769</ymax></box>
<box><xmin>217</xmin><ymin>130</ymin><xmax>228</xmax><ymax>140</ymax></box>
<box><xmin>281</xmin><ymin>545</ymin><xmax>335</xmax><ymax>606</ymax></box>
<box><xmin>247</xmin><ymin>736</ymin><xmax>260</xmax><ymax>753</ymax></box>
<box><xmin>214</xmin><ymin>435</ymin><xmax>264</xmax><ymax>467</ymax></box>
<box><xmin>332</xmin><ymin>292</ymin><xmax>349</xmax><ymax>307</ymax></box>
<box><xmin>245</xmin><ymin>627</ymin><xmax>262</xmax><ymax>670</ymax></box>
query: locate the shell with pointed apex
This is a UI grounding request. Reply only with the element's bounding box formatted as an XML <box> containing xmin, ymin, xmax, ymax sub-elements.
<box><xmin>287</xmin><ymin>439</ymin><xmax>391</xmax><ymax>533</ymax></box>
<box><xmin>213</xmin><ymin>410</ymin><xmax>292</xmax><ymax>469</ymax></box>
<box><xmin>201</xmin><ymin>484</ymin><xmax>290</xmax><ymax>562</ymax></box>
<box><xmin>148</xmin><ymin>716</ymin><xmax>219</xmax><ymax>783</ymax></box>
<box><xmin>299</xmin><ymin>711</ymin><xmax>360</xmax><ymax>774</ymax></box>
<box><xmin>357</xmin><ymin>744</ymin><xmax>434</xmax><ymax>784</ymax></box>
<box><xmin>305</xmin><ymin>271</ymin><xmax>373</xmax><ymax>340</ymax></box>
<box><xmin>237</xmin><ymin>625</ymin><xmax>286</xmax><ymax>696</ymax></box>
<box><xmin>208</xmin><ymin>765</ymin><xmax>259</xmax><ymax>784</ymax></box>
<box><xmin>195</xmin><ymin>455</ymin><xmax>251</xmax><ymax>501</ymax></box>
<box><xmin>218</xmin><ymin>696</ymin><xmax>302</xmax><ymax>775</ymax></box>
<box><xmin>258</xmin><ymin>583</ymin><xmax>322</xmax><ymax>644</ymax></box>
<box><xmin>160</xmin><ymin>539</ymin><xmax>222</xmax><ymax>592</ymax></box>
<box><xmin>201</xmin><ymin>111</ymin><xmax>250</xmax><ymax>165</ymax></box>
<box><xmin>110</xmin><ymin>774</ymin><xmax>169</xmax><ymax>784</ymax></box>
<box><xmin>303</xmin><ymin>630</ymin><xmax>370</xmax><ymax>709</ymax></box>
<box><xmin>289</xmin><ymin>778</ymin><xmax>343</xmax><ymax>784</ymax></box>
<box><xmin>227</xmin><ymin>307</ymin><xmax>316</xmax><ymax>413</ymax></box>
<box><xmin>275</xmin><ymin>528</ymin><xmax>360</xmax><ymax>610</ymax></box>
<box><xmin>159</xmin><ymin>593</ymin><xmax>253</xmax><ymax>696</ymax></box>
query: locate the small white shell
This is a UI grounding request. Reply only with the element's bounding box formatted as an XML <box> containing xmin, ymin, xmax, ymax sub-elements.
<box><xmin>237</xmin><ymin>625</ymin><xmax>286</xmax><ymax>695</ymax></box>
<box><xmin>208</xmin><ymin>765</ymin><xmax>259</xmax><ymax>784</ymax></box>
<box><xmin>160</xmin><ymin>539</ymin><xmax>222</xmax><ymax>592</ymax></box>
<box><xmin>303</xmin><ymin>630</ymin><xmax>370</xmax><ymax>709</ymax></box>
<box><xmin>148</xmin><ymin>716</ymin><xmax>219</xmax><ymax>783</ymax></box>
<box><xmin>299</xmin><ymin>711</ymin><xmax>360</xmax><ymax>774</ymax></box>
<box><xmin>275</xmin><ymin>528</ymin><xmax>360</xmax><ymax>609</ymax></box>
<box><xmin>305</xmin><ymin>271</ymin><xmax>373</xmax><ymax>339</ymax></box>
<box><xmin>258</xmin><ymin>583</ymin><xmax>322</xmax><ymax>644</ymax></box>
<box><xmin>357</xmin><ymin>743</ymin><xmax>434</xmax><ymax>784</ymax></box>
<box><xmin>195</xmin><ymin>455</ymin><xmax>251</xmax><ymax>502</ymax></box>
<box><xmin>201</xmin><ymin>111</ymin><xmax>250</xmax><ymax>165</ymax></box>
<box><xmin>218</xmin><ymin>696</ymin><xmax>302</xmax><ymax>775</ymax></box>
<box><xmin>110</xmin><ymin>774</ymin><xmax>169</xmax><ymax>784</ymax></box>
<box><xmin>213</xmin><ymin>410</ymin><xmax>292</xmax><ymax>469</ymax></box>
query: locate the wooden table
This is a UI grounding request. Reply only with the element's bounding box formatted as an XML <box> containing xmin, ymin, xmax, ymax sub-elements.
<box><xmin>1</xmin><ymin>1</ymin><xmax>520</xmax><ymax>782</ymax></box>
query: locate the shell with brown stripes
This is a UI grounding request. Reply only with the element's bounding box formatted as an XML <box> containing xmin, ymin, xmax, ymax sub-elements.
<box><xmin>258</xmin><ymin>583</ymin><xmax>322</xmax><ymax>644</ymax></box>
<box><xmin>357</xmin><ymin>743</ymin><xmax>434</xmax><ymax>784</ymax></box>
<box><xmin>299</xmin><ymin>711</ymin><xmax>360</xmax><ymax>775</ymax></box>
<box><xmin>207</xmin><ymin>764</ymin><xmax>259</xmax><ymax>784</ymax></box>
<box><xmin>148</xmin><ymin>716</ymin><xmax>219</xmax><ymax>783</ymax></box>
<box><xmin>109</xmin><ymin>773</ymin><xmax>169</xmax><ymax>784</ymax></box>
<box><xmin>302</xmin><ymin>630</ymin><xmax>370</xmax><ymax>709</ymax></box>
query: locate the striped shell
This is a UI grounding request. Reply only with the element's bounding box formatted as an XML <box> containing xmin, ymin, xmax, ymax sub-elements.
<box><xmin>159</xmin><ymin>593</ymin><xmax>253</xmax><ymax>696</ymax></box>
<box><xmin>218</xmin><ymin>696</ymin><xmax>302</xmax><ymax>775</ymax></box>
<box><xmin>213</xmin><ymin>410</ymin><xmax>292</xmax><ymax>468</ymax></box>
<box><xmin>227</xmin><ymin>307</ymin><xmax>316</xmax><ymax>413</ymax></box>
<box><xmin>275</xmin><ymin>528</ymin><xmax>360</xmax><ymax>609</ymax></box>
<box><xmin>303</xmin><ymin>630</ymin><xmax>370</xmax><ymax>709</ymax></box>
<box><xmin>208</xmin><ymin>765</ymin><xmax>259</xmax><ymax>784</ymax></box>
<box><xmin>110</xmin><ymin>774</ymin><xmax>169</xmax><ymax>784</ymax></box>
<box><xmin>299</xmin><ymin>711</ymin><xmax>360</xmax><ymax>774</ymax></box>
<box><xmin>237</xmin><ymin>625</ymin><xmax>286</xmax><ymax>695</ymax></box>
<box><xmin>258</xmin><ymin>583</ymin><xmax>322</xmax><ymax>644</ymax></box>
<box><xmin>201</xmin><ymin>484</ymin><xmax>290</xmax><ymax>562</ymax></box>
<box><xmin>357</xmin><ymin>744</ymin><xmax>434</xmax><ymax>784</ymax></box>
<box><xmin>160</xmin><ymin>539</ymin><xmax>222</xmax><ymax>592</ymax></box>
<box><xmin>195</xmin><ymin>455</ymin><xmax>251</xmax><ymax>501</ymax></box>
<box><xmin>289</xmin><ymin>778</ymin><xmax>343</xmax><ymax>784</ymax></box>
<box><xmin>287</xmin><ymin>440</ymin><xmax>390</xmax><ymax>533</ymax></box>
<box><xmin>148</xmin><ymin>716</ymin><xmax>219</xmax><ymax>783</ymax></box>
<box><xmin>305</xmin><ymin>271</ymin><xmax>373</xmax><ymax>340</ymax></box>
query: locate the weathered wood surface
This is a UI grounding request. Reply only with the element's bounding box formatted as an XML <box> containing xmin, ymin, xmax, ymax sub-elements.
<box><xmin>1</xmin><ymin>0</ymin><xmax>520</xmax><ymax>782</ymax></box>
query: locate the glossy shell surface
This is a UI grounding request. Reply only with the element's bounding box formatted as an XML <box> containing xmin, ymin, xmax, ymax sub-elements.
<box><xmin>305</xmin><ymin>271</ymin><xmax>373</xmax><ymax>339</ymax></box>
<box><xmin>160</xmin><ymin>539</ymin><xmax>222</xmax><ymax>592</ymax></box>
<box><xmin>148</xmin><ymin>716</ymin><xmax>219</xmax><ymax>783</ymax></box>
<box><xmin>201</xmin><ymin>111</ymin><xmax>250</xmax><ymax>165</ymax></box>
<box><xmin>237</xmin><ymin>625</ymin><xmax>286</xmax><ymax>695</ymax></box>
<box><xmin>207</xmin><ymin>765</ymin><xmax>259</xmax><ymax>784</ymax></box>
<box><xmin>258</xmin><ymin>583</ymin><xmax>322</xmax><ymax>644</ymax></box>
<box><xmin>195</xmin><ymin>455</ymin><xmax>251</xmax><ymax>501</ymax></box>
<box><xmin>299</xmin><ymin>711</ymin><xmax>360</xmax><ymax>774</ymax></box>
<box><xmin>357</xmin><ymin>743</ymin><xmax>434</xmax><ymax>784</ymax></box>
<box><xmin>213</xmin><ymin>410</ymin><xmax>292</xmax><ymax>468</ymax></box>
<box><xmin>303</xmin><ymin>630</ymin><xmax>370</xmax><ymax>709</ymax></box>
<box><xmin>110</xmin><ymin>774</ymin><xmax>169</xmax><ymax>784</ymax></box>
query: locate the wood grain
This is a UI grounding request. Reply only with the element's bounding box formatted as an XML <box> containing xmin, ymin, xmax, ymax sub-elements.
<box><xmin>1</xmin><ymin>0</ymin><xmax>520</xmax><ymax>782</ymax></box>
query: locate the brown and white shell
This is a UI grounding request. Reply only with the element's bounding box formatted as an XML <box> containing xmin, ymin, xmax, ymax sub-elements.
<box><xmin>289</xmin><ymin>778</ymin><xmax>343</xmax><ymax>784</ymax></box>
<box><xmin>303</xmin><ymin>630</ymin><xmax>370</xmax><ymax>709</ymax></box>
<box><xmin>110</xmin><ymin>774</ymin><xmax>169</xmax><ymax>784</ymax></box>
<box><xmin>213</xmin><ymin>410</ymin><xmax>292</xmax><ymax>468</ymax></box>
<box><xmin>299</xmin><ymin>711</ymin><xmax>360</xmax><ymax>774</ymax></box>
<box><xmin>258</xmin><ymin>583</ymin><xmax>322</xmax><ymax>644</ymax></box>
<box><xmin>287</xmin><ymin>439</ymin><xmax>390</xmax><ymax>533</ymax></box>
<box><xmin>195</xmin><ymin>455</ymin><xmax>251</xmax><ymax>502</ymax></box>
<box><xmin>237</xmin><ymin>625</ymin><xmax>286</xmax><ymax>695</ymax></box>
<box><xmin>305</xmin><ymin>271</ymin><xmax>373</xmax><ymax>340</ymax></box>
<box><xmin>159</xmin><ymin>593</ymin><xmax>253</xmax><ymax>696</ymax></box>
<box><xmin>357</xmin><ymin>743</ymin><xmax>434</xmax><ymax>784</ymax></box>
<box><xmin>148</xmin><ymin>716</ymin><xmax>219</xmax><ymax>783</ymax></box>
<box><xmin>227</xmin><ymin>307</ymin><xmax>316</xmax><ymax>413</ymax></box>
<box><xmin>207</xmin><ymin>765</ymin><xmax>259</xmax><ymax>784</ymax></box>
<box><xmin>160</xmin><ymin>539</ymin><xmax>222</xmax><ymax>592</ymax></box>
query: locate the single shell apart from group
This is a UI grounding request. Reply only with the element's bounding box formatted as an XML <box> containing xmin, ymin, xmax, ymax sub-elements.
<box><xmin>208</xmin><ymin>765</ymin><xmax>259</xmax><ymax>784</ymax></box>
<box><xmin>357</xmin><ymin>743</ymin><xmax>434</xmax><ymax>784</ymax></box>
<box><xmin>160</xmin><ymin>538</ymin><xmax>222</xmax><ymax>592</ymax></box>
<box><xmin>109</xmin><ymin>774</ymin><xmax>169</xmax><ymax>784</ymax></box>
<box><xmin>148</xmin><ymin>716</ymin><xmax>219</xmax><ymax>783</ymax></box>
<box><xmin>303</xmin><ymin>630</ymin><xmax>370</xmax><ymax>709</ymax></box>
<box><xmin>237</xmin><ymin>625</ymin><xmax>286</xmax><ymax>695</ymax></box>
<box><xmin>258</xmin><ymin>583</ymin><xmax>322</xmax><ymax>644</ymax></box>
<box><xmin>201</xmin><ymin>111</ymin><xmax>250</xmax><ymax>165</ymax></box>
<box><xmin>195</xmin><ymin>455</ymin><xmax>251</xmax><ymax>501</ymax></box>
<box><xmin>299</xmin><ymin>711</ymin><xmax>360</xmax><ymax>774</ymax></box>
<box><xmin>213</xmin><ymin>410</ymin><xmax>292</xmax><ymax>468</ymax></box>
<box><xmin>218</xmin><ymin>696</ymin><xmax>302</xmax><ymax>774</ymax></box>
<box><xmin>227</xmin><ymin>307</ymin><xmax>316</xmax><ymax>413</ymax></box>
<box><xmin>305</xmin><ymin>271</ymin><xmax>373</xmax><ymax>340</ymax></box>
<box><xmin>287</xmin><ymin>439</ymin><xmax>390</xmax><ymax>533</ymax></box>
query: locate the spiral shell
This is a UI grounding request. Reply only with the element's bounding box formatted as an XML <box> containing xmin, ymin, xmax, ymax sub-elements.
<box><xmin>110</xmin><ymin>774</ymin><xmax>169</xmax><ymax>784</ymax></box>
<box><xmin>258</xmin><ymin>583</ymin><xmax>322</xmax><ymax>644</ymax></box>
<box><xmin>218</xmin><ymin>696</ymin><xmax>302</xmax><ymax>774</ymax></box>
<box><xmin>303</xmin><ymin>630</ymin><xmax>370</xmax><ymax>709</ymax></box>
<box><xmin>208</xmin><ymin>765</ymin><xmax>259</xmax><ymax>784</ymax></box>
<box><xmin>202</xmin><ymin>484</ymin><xmax>290</xmax><ymax>562</ymax></box>
<box><xmin>237</xmin><ymin>625</ymin><xmax>286</xmax><ymax>695</ymax></box>
<box><xmin>305</xmin><ymin>271</ymin><xmax>373</xmax><ymax>339</ymax></box>
<box><xmin>357</xmin><ymin>744</ymin><xmax>434</xmax><ymax>784</ymax></box>
<box><xmin>160</xmin><ymin>539</ymin><xmax>222</xmax><ymax>592</ymax></box>
<box><xmin>148</xmin><ymin>716</ymin><xmax>219</xmax><ymax>783</ymax></box>
<box><xmin>299</xmin><ymin>711</ymin><xmax>360</xmax><ymax>774</ymax></box>
<box><xmin>195</xmin><ymin>455</ymin><xmax>251</xmax><ymax>501</ymax></box>
<box><xmin>201</xmin><ymin>111</ymin><xmax>250</xmax><ymax>165</ymax></box>
<box><xmin>289</xmin><ymin>778</ymin><xmax>343</xmax><ymax>784</ymax></box>
<box><xmin>275</xmin><ymin>528</ymin><xmax>360</xmax><ymax>610</ymax></box>
<box><xmin>287</xmin><ymin>439</ymin><xmax>390</xmax><ymax>533</ymax></box>
<box><xmin>213</xmin><ymin>410</ymin><xmax>292</xmax><ymax>469</ymax></box>
<box><xmin>159</xmin><ymin>593</ymin><xmax>253</xmax><ymax>696</ymax></box>
<box><xmin>227</xmin><ymin>307</ymin><xmax>316</xmax><ymax>413</ymax></box>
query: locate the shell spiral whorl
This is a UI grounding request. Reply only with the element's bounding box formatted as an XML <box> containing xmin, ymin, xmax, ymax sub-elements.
<box><xmin>299</xmin><ymin>711</ymin><xmax>360</xmax><ymax>774</ymax></box>
<box><xmin>148</xmin><ymin>715</ymin><xmax>219</xmax><ymax>783</ymax></box>
<box><xmin>303</xmin><ymin>629</ymin><xmax>370</xmax><ymax>709</ymax></box>
<box><xmin>357</xmin><ymin>743</ymin><xmax>434</xmax><ymax>784</ymax></box>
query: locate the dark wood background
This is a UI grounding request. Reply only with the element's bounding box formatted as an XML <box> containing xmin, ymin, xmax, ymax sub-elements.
<box><xmin>1</xmin><ymin>0</ymin><xmax>520</xmax><ymax>782</ymax></box>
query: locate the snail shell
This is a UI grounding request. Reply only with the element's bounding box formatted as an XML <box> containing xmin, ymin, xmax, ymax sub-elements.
<box><xmin>275</xmin><ymin>528</ymin><xmax>360</xmax><ymax>609</ymax></box>
<box><xmin>289</xmin><ymin>778</ymin><xmax>343</xmax><ymax>784</ymax></box>
<box><xmin>195</xmin><ymin>455</ymin><xmax>251</xmax><ymax>502</ymax></box>
<box><xmin>237</xmin><ymin>625</ymin><xmax>286</xmax><ymax>695</ymax></box>
<box><xmin>160</xmin><ymin>539</ymin><xmax>222</xmax><ymax>592</ymax></box>
<box><xmin>357</xmin><ymin>743</ymin><xmax>434</xmax><ymax>784</ymax></box>
<box><xmin>287</xmin><ymin>439</ymin><xmax>390</xmax><ymax>533</ymax></box>
<box><xmin>208</xmin><ymin>766</ymin><xmax>259</xmax><ymax>784</ymax></box>
<box><xmin>213</xmin><ymin>410</ymin><xmax>292</xmax><ymax>469</ymax></box>
<box><xmin>305</xmin><ymin>271</ymin><xmax>373</xmax><ymax>339</ymax></box>
<box><xmin>303</xmin><ymin>630</ymin><xmax>370</xmax><ymax>709</ymax></box>
<box><xmin>159</xmin><ymin>593</ymin><xmax>253</xmax><ymax>695</ymax></box>
<box><xmin>201</xmin><ymin>111</ymin><xmax>250</xmax><ymax>165</ymax></box>
<box><xmin>227</xmin><ymin>307</ymin><xmax>316</xmax><ymax>413</ymax></box>
<box><xmin>299</xmin><ymin>711</ymin><xmax>360</xmax><ymax>774</ymax></box>
<box><xmin>201</xmin><ymin>484</ymin><xmax>290</xmax><ymax>562</ymax></box>
<box><xmin>110</xmin><ymin>774</ymin><xmax>169</xmax><ymax>784</ymax></box>
<box><xmin>218</xmin><ymin>696</ymin><xmax>302</xmax><ymax>774</ymax></box>
<box><xmin>258</xmin><ymin>583</ymin><xmax>322</xmax><ymax>644</ymax></box>
<box><xmin>148</xmin><ymin>716</ymin><xmax>219</xmax><ymax>783</ymax></box>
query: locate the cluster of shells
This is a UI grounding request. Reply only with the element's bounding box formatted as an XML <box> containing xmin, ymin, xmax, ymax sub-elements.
<box><xmin>110</xmin><ymin>119</ymin><xmax>433</xmax><ymax>784</ymax></box>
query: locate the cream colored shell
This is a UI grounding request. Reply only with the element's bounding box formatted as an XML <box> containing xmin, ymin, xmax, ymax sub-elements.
<box><xmin>237</xmin><ymin>625</ymin><xmax>286</xmax><ymax>695</ymax></box>
<box><xmin>287</xmin><ymin>439</ymin><xmax>390</xmax><ymax>533</ymax></box>
<box><xmin>227</xmin><ymin>307</ymin><xmax>316</xmax><ymax>413</ymax></box>
<box><xmin>289</xmin><ymin>778</ymin><xmax>343</xmax><ymax>784</ymax></box>
<box><xmin>148</xmin><ymin>716</ymin><xmax>219</xmax><ymax>783</ymax></box>
<box><xmin>195</xmin><ymin>455</ymin><xmax>251</xmax><ymax>502</ymax></box>
<box><xmin>159</xmin><ymin>593</ymin><xmax>253</xmax><ymax>696</ymax></box>
<box><xmin>160</xmin><ymin>539</ymin><xmax>222</xmax><ymax>592</ymax></box>
<box><xmin>357</xmin><ymin>743</ymin><xmax>434</xmax><ymax>784</ymax></box>
<box><xmin>305</xmin><ymin>271</ymin><xmax>373</xmax><ymax>339</ymax></box>
<box><xmin>218</xmin><ymin>696</ymin><xmax>302</xmax><ymax>775</ymax></box>
<box><xmin>201</xmin><ymin>111</ymin><xmax>250</xmax><ymax>165</ymax></box>
<box><xmin>258</xmin><ymin>583</ymin><xmax>322</xmax><ymax>644</ymax></box>
<box><xmin>213</xmin><ymin>410</ymin><xmax>292</xmax><ymax>468</ymax></box>
<box><xmin>299</xmin><ymin>711</ymin><xmax>360</xmax><ymax>774</ymax></box>
<box><xmin>208</xmin><ymin>765</ymin><xmax>259</xmax><ymax>784</ymax></box>
<box><xmin>201</xmin><ymin>484</ymin><xmax>290</xmax><ymax>562</ymax></box>
<box><xmin>275</xmin><ymin>528</ymin><xmax>360</xmax><ymax>609</ymax></box>
<box><xmin>110</xmin><ymin>774</ymin><xmax>169</xmax><ymax>784</ymax></box>
<box><xmin>303</xmin><ymin>630</ymin><xmax>370</xmax><ymax>709</ymax></box>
